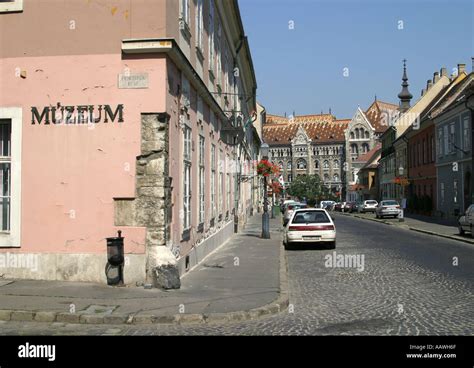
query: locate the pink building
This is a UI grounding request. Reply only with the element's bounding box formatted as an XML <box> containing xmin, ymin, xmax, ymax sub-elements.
<box><xmin>0</xmin><ymin>0</ymin><xmax>260</xmax><ymax>288</ymax></box>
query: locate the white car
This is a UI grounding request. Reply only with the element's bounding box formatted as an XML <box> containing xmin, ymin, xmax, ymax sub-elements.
<box><xmin>375</xmin><ymin>200</ymin><xmax>401</xmax><ymax>219</ymax></box>
<box><xmin>283</xmin><ymin>208</ymin><xmax>336</xmax><ymax>249</ymax></box>
<box><xmin>358</xmin><ymin>200</ymin><xmax>378</xmax><ymax>213</ymax></box>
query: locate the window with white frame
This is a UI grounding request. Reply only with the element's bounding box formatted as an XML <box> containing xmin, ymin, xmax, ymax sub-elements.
<box><xmin>454</xmin><ymin>179</ymin><xmax>458</xmax><ymax>204</ymax></box>
<box><xmin>226</xmin><ymin>171</ymin><xmax>231</xmax><ymax>215</ymax></box>
<box><xmin>431</xmin><ymin>135</ymin><xmax>435</xmax><ymax>162</ymax></box>
<box><xmin>199</xmin><ymin>135</ymin><xmax>205</xmax><ymax>225</ymax></box>
<box><xmin>181</xmin><ymin>74</ymin><xmax>191</xmax><ymax>111</ymax></box>
<box><xmin>443</xmin><ymin>125</ymin><xmax>449</xmax><ymax>155</ymax></box>
<box><xmin>463</xmin><ymin>116</ymin><xmax>470</xmax><ymax>151</ymax></box>
<box><xmin>183</xmin><ymin>125</ymin><xmax>192</xmax><ymax>231</ymax></box>
<box><xmin>449</xmin><ymin>123</ymin><xmax>455</xmax><ymax>154</ymax></box>
<box><xmin>208</xmin><ymin>0</ymin><xmax>215</xmax><ymax>73</ymax></box>
<box><xmin>0</xmin><ymin>120</ymin><xmax>11</xmax><ymax>232</ymax></box>
<box><xmin>197</xmin><ymin>96</ymin><xmax>203</xmax><ymax>123</ymax></box>
<box><xmin>0</xmin><ymin>0</ymin><xmax>23</xmax><ymax>13</ymax></box>
<box><xmin>0</xmin><ymin>108</ymin><xmax>22</xmax><ymax>247</ymax></box>
<box><xmin>195</xmin><ymin>0</ymin><xmax>204</xmax><ymax>53</ymax></box>
<box><xmin>437</xmin><ymin>128</ymin><xmax>443</xmax><ymax>157</ymax></box>
<box><xmin>211</xmin><ymin>144</ymin><xmax>216</xmax><ymax>218</ymax></box>
<box><xmin>216</xmin><ymin>21</ymin><xmax>222</xmax><ymax>87</ymax></box>
<box><xmin>218</xmin><ymin>149</ymin><xmax>223</xmax><ymax>216</ymax></box>
<box><xmin>180</xmin><ymin>0</ymin><xmax>190</xmax><ymax>27</ymax></box>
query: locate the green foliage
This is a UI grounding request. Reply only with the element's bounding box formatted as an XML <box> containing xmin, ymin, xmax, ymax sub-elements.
<box><xmin>287</xmin><ymin>175</ymin><xmax>334</xmax><ymax>205</ymax></box>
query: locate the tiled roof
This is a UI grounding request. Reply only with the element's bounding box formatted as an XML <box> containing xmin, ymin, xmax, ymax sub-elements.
<box><xmin>364</xmin><ymin>100</ymin><xmax>399</xmax><ymax>133</ymax></box>
<box><xmin>354</xmin><ymin>143</ymin><xmax>381</xmax><ymax>164</ymax></box>
<box><xmin>263</xmin><ymin>114</ymin><xmax>350</xmax><ymax>144</ymax></box>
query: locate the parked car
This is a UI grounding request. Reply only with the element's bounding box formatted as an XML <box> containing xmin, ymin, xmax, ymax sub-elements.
<box><xmin>375</xmin><ymin>200</ymin><xmax>401</xmax><ymax>219</ymax></box>
<box><xmin>283</xmin><ymin>208</ymin><xmax>336</xmax><ymax>249</ymax></box>
<box><xmin>345</xmin><ymin>202</ymin><xmax>357</xmax><ymax>213</ymax></box>
<box><xmin>334</xmin><ymin>202</ymin><xmax>345</xmax><ymax>212</ymax></box>
<box><xmin>358</xmin><ymin>200</ymin><xmax>378</xmax><ymax>213</ymax></box>
<box><xmin>283</xmin><ymin>203</ymin><xmax>307</xmax><ymax>225</ymax></box>
<box><xmin>281</xmin><ymin>199</ymin><xmax>297</xmax><ymax>214</ymax></box>
<box><xmin>320</xmin><ymin>200</ymin><xmax>336</xmax><ymax>211</ymax></box>
<box><xmin>458</xmin><ymin>204</ymin><xmax>474</xmax><ymax>237</ymax></box>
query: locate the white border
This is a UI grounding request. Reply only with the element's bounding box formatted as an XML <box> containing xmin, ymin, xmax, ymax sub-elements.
<box><xmin>0</xmin><ymin>107</ymin><xmax>22</xmax><ymax>247</ymax></box>
<box><xmin>0</xmin><ymin>0</ymin><xmax>23</xmax><ymax>13</ymax></box>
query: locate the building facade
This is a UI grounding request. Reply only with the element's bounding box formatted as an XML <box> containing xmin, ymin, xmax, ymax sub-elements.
<box><xmin>345</xmin><ymin>100</ymin><xmax>399</xmax><ymax>201</ymax></box>
<box><xmin>263</xmin><ymin>114</ymin><xmax>350</xmax><ymax>196</ymax></box>
<box><xmin>0</xmin><ymin>0</ymin><xmax>259</xmax><ymax>287</ymax></box>
<box><xmin>432</xmin><ymin>72</ymin><xmax>474</xmax><ymax>219</ymax></box>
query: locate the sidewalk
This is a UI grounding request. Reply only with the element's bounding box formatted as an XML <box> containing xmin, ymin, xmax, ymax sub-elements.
<box><xmin>341</xmin><ymin>211</ymin><xmax>474</xmax><ymax>245</ymax></box>
<box><xmin>0</xmin><ymin>216</ymin><xmax>288</xmax><ymax>325</ymax></box>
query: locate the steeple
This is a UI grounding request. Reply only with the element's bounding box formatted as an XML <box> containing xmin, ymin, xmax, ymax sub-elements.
<box><xmin>398</xmin><ymin>59</ymin><xmax>413</xmax><ymax>113</ymax></box>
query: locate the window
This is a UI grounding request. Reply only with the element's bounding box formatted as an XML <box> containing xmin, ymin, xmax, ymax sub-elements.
<box><xmin>287</xmin><ymin>161</ymin><xmax>292</xmax><ymax>170</ymax></box>
<box><xmin>226</xmin><ymin>170</ymin><xmax>231</xmax><ymax>215</ymax></box>
<box><xmin>437</xmin><ymin>128</ymin><xmax>443</xmax><ymax>157</ymax></box>
<box><xmin>197</xmin><ymin>96</ymin><xmax>203</xmax><ymax>123</ymax></box>
<box><xmin>180</xmin><ymin>0</ymin><xmax>190</xmax><ymax>27</ymax></box>
<box><xmin>443</xmin><ymin>125</ymin><xmax>449</xmax><ymax>154</ymax></box>
<box><xmin>0</xmin><ymin>0</ymin><xmax>23</xmax><ymax>13</ymax></box>
<box><xmin>195</xmin><ymin>0</ymin><xmax>204</xmax><ymax>52</ymax></box>
<box><xmin>216</xmin><ymin>21</ymin><xmax>222</xmax><ymax>86</ymax></box>
<box><xmin>423</xmin><ymin>139</ymin><xmax>427</xmax><ymax>164</ymax></box>
<box><xmin>463</xmin><ymin>117</ymin><xmax>470</xmax><ymax>151</ymax></box>
<box><xmin>362</xmin><ymin>143</ymin><xmax>369</xmax><ymax>153</ymax></box>
<box><xmin>211</xmin><ymin>144</ymin><xmax>216</xmax><ymax>219</ymax></box>
<box><xmin>198</xmin><ymin>136</ymin><xmax>205</xmax><ymax>225</ymax></box>
<box><xmin>314</xmin><ymin>160</ymin><xmax>319</xmax><ymax>169</ymax></box>
<box><xmin>181</xmin><ymin>74</ymin><xmax>191</xmax><ymax>111</ymax></box>
<box><xmin>431</xmin><ymin>135</ymin><xmax>435</xmax><ymax>162</ymax></box>
<box><xmin>208</xmin><ymin>0</ymin><xmax>215</xmax><ymax>73</ymax></box>
<box><xmin>448</xmin><ymin>123</ymin><xmax>455</xmax><ymax>154</ymax></box>
<box><xmin>324</xmin><ymin>174</ymin><xmax>330</xmax><ymax>182</ymax></box>
<box><xmin>0</xmin><ymin>109</ymin><xmax>21</xmax><ymax>247</ymax></box>
<box><xmin>333</xmin><ymin>174</ymin><xmax>339</xmax><ymax>182</ymax></box>
<box><xmin>350</xmin><ymin>132</ymin><xmax>355</xmax><ymax>140</ymax></box>
<box><xmin>323</xmin><ymin>160</ymin><xmax>330</xmax><ymax>170</ymax></box>
<box><xmin>365</xmin><ymin>131</ymin><xmax>370</xmax><ymax>139</ymax></box>
<box><xmin>219</xmin><ymin>150</ymin><xmax>223</xmax><ymax>215</ymax></box>
<box><xmin>183</xmin><ymin>126</ymin><xmax>192</xmax><ymax>231</ymax></box>
<box><xmin>440</xmin><ymin>182</ymin><xmax>445</xmax><ymax>205</ymax></box>
<box><xmin>0</xmin><ymin>121</ymin><xmax>11</xmax><ymax>232</ymax></box>
<box><xmin>333</xmin><ymin>160</ymin><xmax>339</xmax><ymax>169</ymax></box>
<box><xmin>355</xmin><ymin>128</ymin><xmax>360</xmax><ymax>139</ymax></box>
<box><xmin>454</xmin><ymin>180</ymin><xmax>458</xmax><ymax>204</ymax></box>
<box><xmin>351</xmin><ymin>144</ymin><xmax>358</xmax><ymax>155</ymax></box>
<box><xmin>296</xmin><ymin>159</ymin><xmax>307</xmax><ymax>170</ymax></box>
<box><xmin>288</xmin><ymin>174</ymin><xmax>293</xmax><ymax>183</ymax></box>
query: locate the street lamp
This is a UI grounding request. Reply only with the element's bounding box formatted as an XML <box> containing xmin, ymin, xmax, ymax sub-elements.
<box><xmin>261</xmin><ymin>143</ymin><xmax>270</xmax><ymax>239</ymax></box>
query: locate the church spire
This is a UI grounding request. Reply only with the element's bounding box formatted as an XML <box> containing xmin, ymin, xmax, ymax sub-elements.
<box><xmin>398</xmin><ymin>59</ymin><xmax>413</xmax><ymax>113</ymax></box>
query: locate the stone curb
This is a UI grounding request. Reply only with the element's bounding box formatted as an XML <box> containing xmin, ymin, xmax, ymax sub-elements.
<box><xmin>0</xmin><ymin>230</ymin><xmax>290</xmax><ymax>326</ymax></box>
<box><xmin>343</xmin><ymin>212</ymin><xmax>474</xmax><ymax>245</ymax></box>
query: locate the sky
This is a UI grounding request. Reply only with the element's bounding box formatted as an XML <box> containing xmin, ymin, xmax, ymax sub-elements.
<box><xmin>238</xmin><ymin>0</ymin><xmax>474</xmax><ymax>119</ymax></box>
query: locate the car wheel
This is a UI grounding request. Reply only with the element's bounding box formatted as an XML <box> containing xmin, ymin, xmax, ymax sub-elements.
<box><xmin>459</xmin><ymin>225</ymin><xmax>465</xmax><ymax>235</ymax></box>
<box><xmin>327</xmin><ymin>241</ymin><xmax>336</xmax><ymax>249</ymax></box>
<box><xmin>375</xmin><ymin>213</ymin><xmax>379</xmax><ymax>219</ymax></box>
<box><xmin>471</xmin><ymin>226</ymin><xmax>474</xmax><ymax>238</ymax></box>
<box><xmin>284</xmin><ymin>241</ymin><xmax>292</xmax><ymax>250</ymax></box>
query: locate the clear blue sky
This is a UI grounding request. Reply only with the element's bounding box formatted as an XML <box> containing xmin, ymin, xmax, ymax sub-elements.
<box><xmin>239</xmin><ymin>0</ymin><xmax>473</xmax><ymax>119</ymax></box>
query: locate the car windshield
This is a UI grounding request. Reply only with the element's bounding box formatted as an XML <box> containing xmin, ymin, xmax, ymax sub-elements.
<box><xmin>382</xmin><ymin>201</ymin><xmax>398</xmax><ymax>206</ymax></box>
<box><xmin>366</xmin><ymin>201</ymin><xmax>377</xmax><ymax>204</ymax></box>
<box><xmin>291</xmin><ymin>211</ymin><xmax>330</xmax><ymax>224</ymax></box>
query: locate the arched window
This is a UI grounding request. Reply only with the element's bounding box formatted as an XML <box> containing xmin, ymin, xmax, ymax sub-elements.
<box><xmin>355</xmin><ymin>128</ymin><xmax>360</xmax><ymax>139</ymax></box>
<box><xmin>314</xmin><ymin>160</ymin><xmax>319</xmax><ymax>169</ymax></box>
<box><xmin>324</xmin><ymin>174</ymin><xmax>330</xmax><ymax>182</ymax></box>
<box><xmin>350</xmin><ymin>132</ymin><xmax>355</xmax><ymax>139</ymax></box>
<box><xmin>362</xmin><ymin>143</ymin><xmax>369</xmax><ymax>153</ymax></box>
<box><xmin>333</xmin><ymin>160</ymin><xmax>339</xmax><ymax>169</ymax></box>
<box><xmin>323</xmin><ymin>160</ymin><xmax>330</xmax><ymax>170</ymax></box>
<box><xmin>333</xmin><ymin>174</ymin><xmax>339</xmax><ymax>182</ymax></box>
<box><xmin>296</xmin><ymin>159</ymin><xmax>307</xmax><ymax>170</ymax></box>
<box><xmin>278</xmin><ymin>161</ymin><xmax>284</xmax><ymax>170</ymax></box>
<box><xmin>287</xmin><ymin>161</ymin><xmax>292</xmax><ymax>170</ymax></box>
<box><xmin>351</xmin><ymin>144</ymin><xmax>358</xmax><ymax>154</ymax></box>
<box><xmin>365</xmin><ymin>130</ymin><xmax>370</xmax><ymax>139</ymax></box>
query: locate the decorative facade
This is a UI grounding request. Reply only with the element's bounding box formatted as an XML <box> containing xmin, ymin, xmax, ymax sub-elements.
<box><xmin>263</xmin><ymin>114</ymin><xmax>350</xmax><ymax>195</ymax></box>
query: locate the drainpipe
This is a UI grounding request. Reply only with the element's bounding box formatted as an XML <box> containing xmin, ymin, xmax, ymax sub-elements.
<box><xmin>465</xmin><ymin>87</ymin><xmax>474</xmax><ymax>207</ymax></box>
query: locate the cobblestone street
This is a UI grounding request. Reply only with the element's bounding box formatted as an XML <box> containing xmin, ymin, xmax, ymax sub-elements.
<box><xmin>1</xmin><ymin>214</ymin><xmax>472</xmax><ymax>336</ymax></box>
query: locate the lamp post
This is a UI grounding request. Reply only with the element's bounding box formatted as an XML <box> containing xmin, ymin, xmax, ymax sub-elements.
<box><xmin>261</xmin><ymin>143</ymin><xmax>270</xmax><ymax>239</ymax></box>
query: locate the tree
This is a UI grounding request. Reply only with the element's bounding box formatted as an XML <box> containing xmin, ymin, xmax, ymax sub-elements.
<box><xmin>287</xmin><ymin>175</ymin><xmax>326</xmax><ymax>205</ymax></box>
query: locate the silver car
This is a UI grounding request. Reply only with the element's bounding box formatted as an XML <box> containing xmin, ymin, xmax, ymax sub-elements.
<box><xmin>359</xmin><ymin>200</ymin><xmax>378</xmax><ymax>213</ymax></box>
<box><xmin>458</xmin><ymin>204</ymin><xmax>474</xmax><ymax>237</ymax></box>
<box><xmin>375</xmin><ymin>200</ymin><xmax>401</xmax><ymax>219</ymax></box>
<box><xmin>283</xmin><ymin>202</ymin><xmax>307</xmax><ymax>226</ymax></box>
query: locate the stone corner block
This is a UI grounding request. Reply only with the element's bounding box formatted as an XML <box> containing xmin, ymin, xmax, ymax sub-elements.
<box><xmin>34</xmin><ymin>311</ymin><xmax>58</xmax><ymax>323</ymax></box>
<box><xmin>56</xmin><ymin>313</ymin><xmax>81</xmax><ymax>324</ymax></box>
<box><xmin>11</xmin><ymin>310</ymin><xmax>35</xmax><ymax>321</ymax></box>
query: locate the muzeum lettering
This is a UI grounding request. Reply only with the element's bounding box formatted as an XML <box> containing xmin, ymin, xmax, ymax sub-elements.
<box><xmin>31</xmin><ymin>104</ymin><xmax>124</xmax><ymax>125</ymax></box>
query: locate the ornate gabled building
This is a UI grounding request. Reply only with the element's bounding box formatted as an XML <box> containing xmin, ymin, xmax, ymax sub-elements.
<box><xmin>345</xmin><ymin>99</ymin><xmax>399</xmax><ymax>201</ymax></box>
<box><xmin>263</xmin><ymin>114</ymin><xmax>350</xmax><ymax>195</ymax></box>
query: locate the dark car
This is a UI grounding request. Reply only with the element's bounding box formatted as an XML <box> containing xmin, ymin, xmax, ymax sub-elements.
<box><xmin>334</xmin><ymin>202</ymin><xmax>343</xmax><ymax>212</ymax></box>
<box><xmin>345</xmin><ymin>202</ymin><xmax>357</xmax><ymax>213</ymax></box>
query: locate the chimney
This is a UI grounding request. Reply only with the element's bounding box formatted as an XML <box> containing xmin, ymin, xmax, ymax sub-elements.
<box><xmin>426</xmin><ymin>79</ymin><xmax>433</xmax><ymax>91</ymax></box>
<box><xmin>421</xmin><ymin>88</ymin><xmax>426</xmax><ymax>96</ymax></box>
<box><xmin>458</xmin><ymin>63</ymin><xmax>466</xmax><ymax>75</ymax></box>
<box><xmin>440</xmin><ymin>67</ymin><xmax>448</xmax><ymax>77</ymax></box>
<box><xmin>472</xmin><ymin>57</ymin><xmax>474</xmax><ymax>72</ymax></box>
<box><xmin>433</xmin><ymin>72</ymin><xmax>440</xmax><ymax>83</ymax></box>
